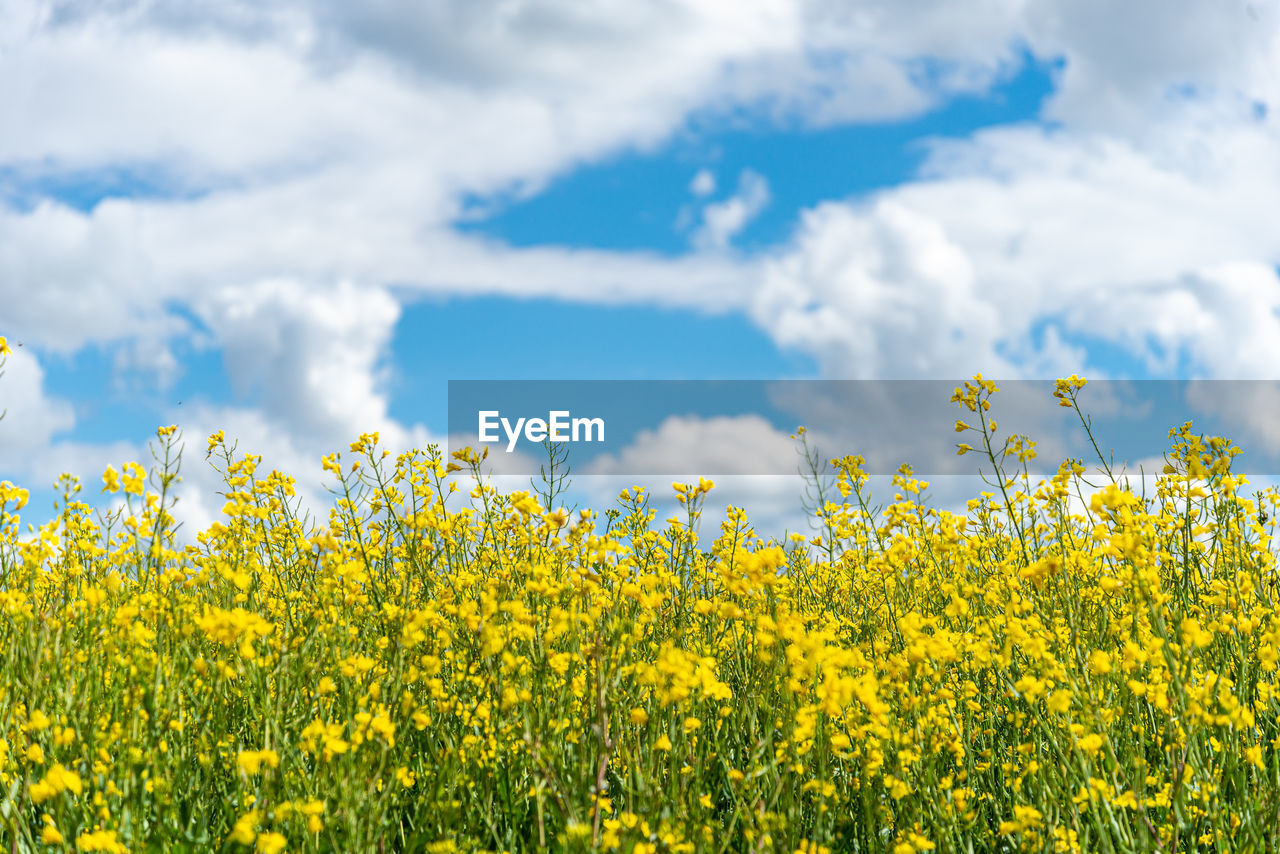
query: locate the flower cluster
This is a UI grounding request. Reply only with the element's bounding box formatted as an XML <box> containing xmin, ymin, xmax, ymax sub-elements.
<box><xmin>0</xmin><ymin>381</ymin><xmax>1278</xmax><ymax>852</ymax></box>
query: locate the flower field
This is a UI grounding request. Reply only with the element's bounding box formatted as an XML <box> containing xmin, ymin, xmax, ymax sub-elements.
<box><xmin>2</xmin><ymin>363</ymin><xmax>1280</xmax><ymax>851</ymax></box>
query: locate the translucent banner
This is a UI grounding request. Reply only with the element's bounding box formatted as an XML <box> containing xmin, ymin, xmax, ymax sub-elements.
<box><xmin>446</xmin><ymin>379</ymin><xmax>1279</xmax><ymax>476</ymax></box>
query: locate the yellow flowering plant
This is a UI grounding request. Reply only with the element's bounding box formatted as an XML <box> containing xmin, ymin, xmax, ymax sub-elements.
<box><xmin>0</xmin><ymin>377</ymin><xmax>1278</xmax><ymax>850</ymax></box>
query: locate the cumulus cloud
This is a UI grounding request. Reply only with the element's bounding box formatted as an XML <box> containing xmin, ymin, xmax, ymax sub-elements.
<box><xmin>162</xmin><ymin>402</ymin><xmax>361</xmax><ymax>537</ymax></box>
<box><xmin>693</xmin><ymin>170</ymin><xmax>771</xmax><ymax>251</ymax></box>
<box><xmin>4</xmin><ymin>0</ymin><xmax>1280</xmax><ymax>533</ymax></box>
<box><xmin>0</xmin><ymin>346</ymin><xmax>75</xmax><ymax>469</ymax></box>
<box><xmin>584</xmin><ymin>414</ymin><xmax>802</xmax><ymax>478</ymax></box>
<box><xmin>1022</xmin><ymin>0</ymin><xmax>1279</xmax><ymax>133</ymax></box>
<box><xmin>750</xmin><ymin>116</ymin><xmax>1280</xmax><ymax>381</ymax></box>
<box><xmin>6</xmin><ymin>0</ymin><xmax>1279</xmax><ymax>369</ymax></box>
<box><xmin>753</xmin><ymin>199</ymin><xmax>1007</xmax><ymax>378</ymax></box>
<box><xmin>689</xmin><ymin>169</ymin><xmax>716</xmax><ymax>197</ymax></box>
<box><xmin>572</xmin><ymin>412</ymin><xmax>832</xmax><ymax>537</ymax></box>
<box><xmin>195</xmin><ymin>279</ymin><xmax>400</xmax><ymax>443</ymax></box>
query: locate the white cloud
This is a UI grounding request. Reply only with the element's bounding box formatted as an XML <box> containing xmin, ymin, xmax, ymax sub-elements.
<box><xmin>584</xmin><ymin>414</ymin><xmax>801</xmax><ymax>478</ymax></box>
<box><xmin>4</xmin><ymin>0</ymin><xmax>1278</xmax><ymax>370</ymax></box>
<box><xmin>163</xmin><ymin>402</ymin><xmax>351</xmax><ymax>537</ymax></box>
<box><xmin>195</xmin><ymin>278</ymin><xmax>399</xmax><ymax>443</ymax></box>
<box><xmin>4</xmin><ymin>0</ymin><xmax>1280</xmax><ymax>535</ymax></box>
<box><xmin>572</xmin><ymin>412</ymin><xmax>844</xmax><ymax>536</ymax></box>
<box><xmin>689</xmin><ymin>169</ymin><xmax>716</xmax><ymax>197</ymax></box>
<box><xmin>694</xmin><ymin>169</ymin><xmax>771</xmax><ymax>251</ymax></box>
<box><xmin>1022</xmin><ymin>0</ymin><xmax>1280</xmax><ymax>133</ymax></box>
<box><xmin>0</xmin><ymin>346</ymin><xmax>75</xmax><ymax>469</ymax></box>
<box><xmin>753</xmin><ymin>198</ymin><xmax>1007</xmax><ymax>378</ymax></box>
<box><xmin>751</xmin><ymin>116</ymin><xmax>1280</xmax><ymax>380</ymax></box>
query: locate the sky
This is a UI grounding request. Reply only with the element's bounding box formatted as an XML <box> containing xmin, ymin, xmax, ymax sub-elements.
<box><xmin>2</xmin><ymin>0</ymin><xmax>1280</xmax><ymax>533</ymax></box>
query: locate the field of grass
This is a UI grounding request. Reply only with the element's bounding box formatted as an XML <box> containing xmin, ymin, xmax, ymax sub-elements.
<box><xmin>2</xmin><ymin>356</ymin><xmax>1279</xmax><ymax>851</ymax></box>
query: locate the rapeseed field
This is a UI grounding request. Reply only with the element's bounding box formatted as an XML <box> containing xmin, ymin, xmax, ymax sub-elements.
<box><xmin>1</xmin><ymin>338</ymin><xmax>1277</xmax><ymax>852</ymax></box>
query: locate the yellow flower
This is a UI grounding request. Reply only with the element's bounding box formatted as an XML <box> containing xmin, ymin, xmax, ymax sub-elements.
<box><xmin>998</xmin><ymin>805</ymin><xmax>1043</xmax><ymax>835</ymax></box>
<box><xmin>299</xmin><ymin>799</ymin><xmax>324</xmax><ymax>833</ymax></box>
<box><xmin>229</xmin><ymin>810</ymin><xmax>259</xmax><ymax>845</ymax></box>
<box><xmin>323</xmin><ymin>736</ymin><xmax>349</xmax><ymax>760</ymax></box>
<box><xmin>1112</xmin><ymin>790</ymin><xmax>1138</xmax><ymax>809</ymax></box>
<box><xmin>121</xmin><ymin>461</ymin><xmax>146</xmax><ymax>496</ymax></box>
<box><xmin>256</xmin><ymin>831</ymin><xmax>287</xmax><ymax>854</ymax></box>
<box><xmin>1180</xmin><ymin>618</ymin><xmax>1214</xmax><ymax>649</ymax></box>
<box><xmin>901</xmin><ymin>833</ymin><xmax>935</xmax><ymax>852</ymax></box>
<box><xmin>75</xmin><ymin>830</ymin><xmax>128</xmax><ymax>853</ymax></box>
<box><xmin>1046</xmin><ymin>690</ymin><xmax>1072</xmax><ymax>714</ymax></box>
<box><xmin>368</xmin><ymin>713</ymin><xmax>396</xmax><ymax>746</ymax></box>
<box><xmin>207</xmin><ymin>430</ymin><xmax>226</xmax><ymax>457</ymax></box>
<box><xmin>1077</xmin><ymin>734</ymin><xmax>1105</xmax><ymax>756</ymax></box>
<box><xmin>48</xmin><ymin>763</ymin><xmax>82</xmax><ymax>795</ymax></box>
<box><xmin>237</xmin><ymin>750</ymin><xmax>280</xmax><ymax>776</ymax></box>
<box><xmin>28</xmin><ymin>763</ymin><xmax>82</xmax><ymax>803</ymax></box>
<box><xmin>654</xmin><ymin>734</ymin><xmax>672</xmax><ymax>752</ymax></box>
<box><xmin>1246</xmin><ymin>744</ymin><xmax>1264</xmax><ymax>769</ymax></box>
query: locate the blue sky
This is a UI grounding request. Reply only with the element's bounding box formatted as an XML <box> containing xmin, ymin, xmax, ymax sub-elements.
<box><xmin>30</xmin><ymin>49</ymin><xmax>1060</xmax><ymax>445</ymax></box>
<box><xmin>458</xmin><ymin>52</ymin><xmax>1058</xmax><ymax>255</ymax></box>
<box><xmin>3</xmin><ymin>1</ymin><xmax>1280</xmax><ymax>530</ymax></box>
